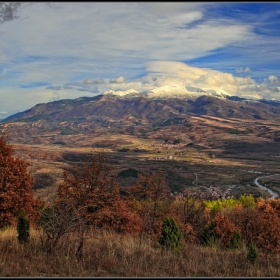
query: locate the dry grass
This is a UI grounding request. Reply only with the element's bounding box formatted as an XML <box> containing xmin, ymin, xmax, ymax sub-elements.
<box><xmin>1</xmin><ymin>226</ymin><xmax>280</xmax><ymax>277</ymax></box>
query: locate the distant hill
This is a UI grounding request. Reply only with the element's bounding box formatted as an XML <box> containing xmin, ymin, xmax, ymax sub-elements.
<box><xmin>2</xmin><ymin>94</ymin><xmax>280</xmax><ymax>127</ymax></box>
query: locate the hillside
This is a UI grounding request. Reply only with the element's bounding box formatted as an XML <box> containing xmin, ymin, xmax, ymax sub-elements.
<box><xmin>2</xmin><ymin>93</ymin><xmax>280</xmax><ymax>202</ymax></box>
<box><xmin>3</xmin><ymin>94</ymin><xmax>280</xmax><ymax>127</ymax></box>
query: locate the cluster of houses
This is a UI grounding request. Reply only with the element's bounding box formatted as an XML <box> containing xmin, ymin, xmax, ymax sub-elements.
<box><xmin>150</xmin><ymin>140</ymin><xmax>185</xmax><ymax>150</ymax></box>
<box><xmin>175</xmin><ymin>185</ymin><xmax>233</xmax><ymax>200</ymax></box>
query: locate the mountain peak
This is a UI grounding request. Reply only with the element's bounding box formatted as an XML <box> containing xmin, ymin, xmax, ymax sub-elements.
<box><xmin>103</xmin><ymin>85</ymin><xmax>231</xmax><ymax>100</ymax></box>
<box><xmin>2</xmin><ymin>92</ymin><xmax>280</xmax><ymax>125</ymax></box>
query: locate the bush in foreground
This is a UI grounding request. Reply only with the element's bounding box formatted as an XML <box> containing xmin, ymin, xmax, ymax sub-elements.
<box><xmin>159</xmin><ymin>216</ymin><xmax>183</xmax><ymax>255</ymax></box>
<box><xmin>17</xmin><ymin>212</ymin><xmax>30</xmax><ymax>244</ymax></box>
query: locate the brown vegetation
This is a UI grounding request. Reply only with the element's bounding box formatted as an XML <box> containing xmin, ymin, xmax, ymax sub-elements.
<box><xmin>127</xmin><ymin>169</ymin><xmax>170</xmax><ymax>239</ymax></box>
<box><xmin>0</xmin><ymin>134</ymin><xmax>41</xmax><ymax>227</ymax></box>
<box><xmin>1</xmin><ymin>227</ymin><xmax>280</xmax><ymax>277</ymax></box>
<box><xmin>2</xmin><ymin>134</ymin><xmax>280</xmax><ymax>276</ymax></box>
<box><xmin>56</xmin><ymin>153</ymin><xmax>142</xmax><ymax>235</ymax></box>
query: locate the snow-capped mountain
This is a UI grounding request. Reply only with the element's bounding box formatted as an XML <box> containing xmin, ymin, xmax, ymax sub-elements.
<box><xmin>103</xmin><ymin>85</ymin><xmax>231</xmax><ymax>100</ymax></box>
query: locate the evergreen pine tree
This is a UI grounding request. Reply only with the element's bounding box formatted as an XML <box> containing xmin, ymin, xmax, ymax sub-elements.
<box><xmin>17</xmin><ymin>211</ymin><xmax>30</xmax><ymax>244</ymax></box>
<box><xmin>159</xmin><ymin>216</ymin><xmax>183</xmax><ymax>255</ymax></box>
<box><xmin>230</xmin><ymin>231</ymin><xmax>243</xmax><ymax>250</ymax></box>
<box><xmin>247</xmin><ymin>242</ymin><xmax>258</xmax><ymax>264</ymax></box>
<box><xmin>200</xmin><ymin>221</ymin><xmax>220</xmax><ymax>248</ymax></box>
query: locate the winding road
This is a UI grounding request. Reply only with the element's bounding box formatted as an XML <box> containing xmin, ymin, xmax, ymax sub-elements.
<box><xmin>192</xmin><ymin>172</ymin><xmax>279</xmax><ymax>199</ymax></box>
<box><xmin>192</xmin><ymin>172</ymin><xmax>198</xmax><ymax>187</ymax></box>
<box><xmin>253</xmin><ymin>174</ymin><xmax>279</xmax><ymax>199</ymax></box>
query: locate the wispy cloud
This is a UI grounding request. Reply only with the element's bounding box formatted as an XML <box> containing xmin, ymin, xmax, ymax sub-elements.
<box><xmin>50</xmin><ymin>92</ymin><xmax>60</xmax><ymax>102</ymax></box>
<box><xmin>0</xmin><ymin>3</ymin><xmax>280</xmax><ymax>116</ymax></box>
<box><xmin>109</xmin><ymin>77</ymin><xmax>126</xmax><ymax>84</ymax></box>
<box><xmin>83</xmin><ymin>78</ymin><xmax>105</xmax><ymax>85</ymax></box>
<box><xmin>236</xmin><ymin>67</ymin><xmax>251</xmax><ymax>73</ymax></box>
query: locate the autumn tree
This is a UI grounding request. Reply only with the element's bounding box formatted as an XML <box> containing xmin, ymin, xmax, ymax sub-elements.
<box><xmin>253</xmin><ymin>201</ymin><xmax>280</xmax><ymax>253</ymax></box>
<box><xmin>169</xmin><ymin>195</ymin><xmax>208</xmax><ymax>243</ymax></box>
<box><xmin>211</xmin><ymin>213</ymin><xmax>239</xmax><ymax>249</ymax></box>
<box><xmin>39</xmin><ymin>201</ymin><xmax>85</xmax><ymax>254</ymax></box>
<box><xmin>127</xmin><ymin>169</ymin><xmax>171</xmax><ymax>239</ymax></box>
<box><xmin>0</xmin><ymin>134</ymin><xmax>40</xmax><ymax>227</ymax></box>
<box><xmin>56</xmin><ymin>152</ymin><xmax>141</xmax><ymax>234</ymax></box>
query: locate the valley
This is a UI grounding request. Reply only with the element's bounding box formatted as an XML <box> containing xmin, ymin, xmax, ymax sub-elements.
<box><xmin>2</xmin><ymin>94</ymin><xmax>280</xmax><ymax>202</ymax></box>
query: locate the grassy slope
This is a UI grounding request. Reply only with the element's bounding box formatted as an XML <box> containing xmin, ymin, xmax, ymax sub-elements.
<box><xmin>0</xmin><ymin>227</ymin><xmax>279</xmax><ymax>277</ymax></box>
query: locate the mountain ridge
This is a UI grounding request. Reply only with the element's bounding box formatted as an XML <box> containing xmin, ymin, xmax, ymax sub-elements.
<box><xmin>2</xmin><ymin>93</ymin><xmax>280</xmax><ymax>126</ymax></box>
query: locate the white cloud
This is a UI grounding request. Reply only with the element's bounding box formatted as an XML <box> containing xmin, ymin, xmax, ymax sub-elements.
<box><xmin>0</xmin><ymin>111</ymin><xmax>8</xmax><ymax>115</ymax></box>
<box><xmin>2</xmin><ymin>61</ymin><xmax>280</xmax><ymax>117</ymax></box>
<box><xmin>143</xmin><ymin>2</ymin><xmax>207</xmax><ymax>15</ymax></box>
<box><xmin>101</xmin><ymin>61</ymin><xmax>280</xmax><ymax>100</ymax></box>
<box><xmin>236</xmin><ymin>67</ymin><xmax>251</xmax><ymax>73</ymax></box>
<box><xmin>50</xmin><ymin>92</ymin><xmax>60</xmax><ymax>102</ymax></box>
<box><xmin>0</xmin><ymin>3</ymin><xmax>280</xmax><ymax>116</ymax></box>
<box><xmin>268</xmin><ymin>75</ymin><xmax>278</xmax><ymax>84</ymax></box>
<box><xmin>0</xmin><ymin>3</ymin><xmax>251</xmax><ymax>75</ymax></box>
<box><xmin>83</xmin><ymin>78</ymin><xmax>105</xmax><ymax>84</ymax></box>
<box><xmin>146</xmin><ymin>60</ymin><xmax>209</xmax><ymax>80</ymax></box>
<box><xmin>109</xmin><ymin>76</ymin><xmax>126</xmax><ymax>84</ymax></box>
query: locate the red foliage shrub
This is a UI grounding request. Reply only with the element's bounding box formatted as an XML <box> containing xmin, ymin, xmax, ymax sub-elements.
<box><xmin>97</xmin><ymin>198</ymin><xmax>142</xmax><ymax>235</ymax></box>
<box><xmin>254</xmin><ymin>201</ymin><xmax>280</xmax><ymax>253</ymax></box>
<box><xmin>127</xmin><ymin>170</ymin><xmax>171</xmax><ymax>239</ymax></box>
<box><xmin>168</xmin><ymin>196</ymin><xmax>208</xmax><ymax>243</ymax></box>
<box><xmin>222</xmin><ymin>198</ymin><xmax>280</xmax><ymax>253</ymax></box>
<box><xmin>223</xmin><ymin>205</ymin><xmax>258</xmax><ymax>246</ymax></box>
<box><xmin>212</xmin><ymin>214</ymin><xmax>238</xmax><ymax>248</ymax></box>
<box><xmin>56</xmin><ymin>153</ymin><xmax>142</xmax><ymax>235</ymax></box>
<box><xmin>0</xmin><ymin>134</ymin><xmax>41</xmax><ymax>227</ymax></box>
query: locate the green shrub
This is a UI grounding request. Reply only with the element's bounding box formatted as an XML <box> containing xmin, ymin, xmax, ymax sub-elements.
<box><xmin>17</xmin><ymin>212</ymin><xmax>30</xmax><ymax>244</ymax></box>
<box><xmin>118</xmin><ymin>168</ymin><xmax>139</xmax><ymax>178</ymax></box>
<box><xmin>200</xmin><ymin>221</ymin><xmax>220</xmax><ymax>248</ymax></box>
<box><xmin>95</xmin><ymin>143</ymin><xmax>113</xmax><ymax>148</ymax></box>
<box><xmin>242</xmin><ymin>129</ymin><xmax>254</xmax><ymax>135</ymax></box>
<box><xmin>60</xmin><ymin>128</ymin><xmax>76</xmax><ymax>135</ymax></box>
<box><xmin>230</xmin><ymin>231</ymin><xmax>243</xmax><ymax>250</ymax></box>
<box><xmin>53</xmin><ymin>141</ymin><xmax>66</xmax><ymax>145</ymax></box>
<box><xmin>247</xmin><ymin>242</ymin><xmax>258</xmax><ymax>264</ymax></box>
<box><xmin>159</xmin><ymin>216</ymin><xmax>183</xmax><ymax>255</ymax></box>
<box><xmin>37</xmin><ymin>206</ymin><xmax>52</xmax><ymax>230</ymax></box>
<box><xmin>118</xmin><ymin>148</ymin><xmax>130</xmax><ymax>152</ymax></box>
<box><xmin>185</xmin><ymin>142</ymin><xmax>194</xmax><ymax>146</ymax></box>
<box><xmin>227</xmin><ymin>129</ymin><xmax>240</xmax><ymax>134</ymax></box>
<box><xmin>173</xmin><ymin>138</ymin><xmax>184</xmax><ymax>144</ymax></box>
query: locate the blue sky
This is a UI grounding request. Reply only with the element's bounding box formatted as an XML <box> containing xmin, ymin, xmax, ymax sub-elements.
<box><xmin>1</xmin><ymin>2</ymin><xmax>280</xmax><ymax>117</ymax></box>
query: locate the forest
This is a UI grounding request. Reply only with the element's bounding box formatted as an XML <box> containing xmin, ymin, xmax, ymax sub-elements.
<box><xmin>1</xmin><ymin>133</ymin><xmax>280</xmax><ymax>277</ymax></box>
